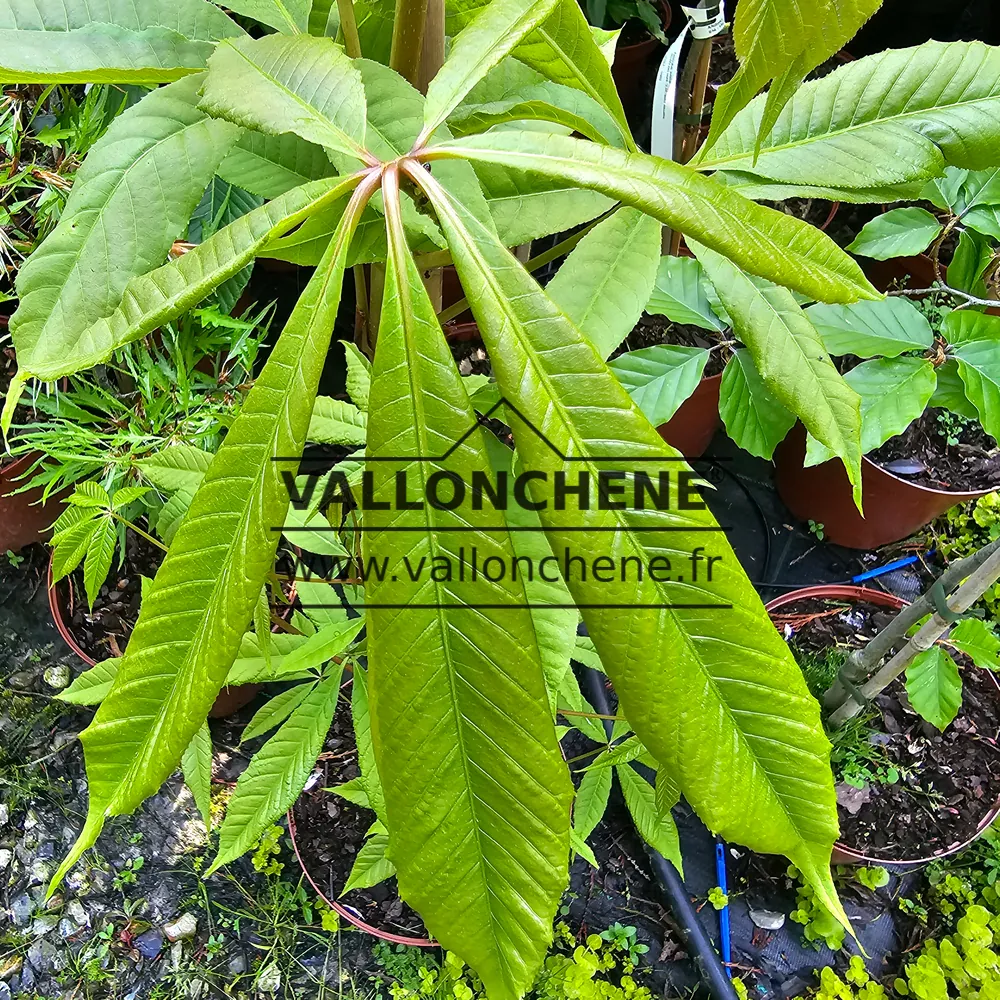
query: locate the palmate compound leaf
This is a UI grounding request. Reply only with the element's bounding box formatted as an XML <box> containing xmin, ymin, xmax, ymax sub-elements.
<box><xmin>363</xmin><ymin>167</ymin><xmax>572</xmax><ymax>1000</ymax></box>
<box><xmin>0</xmin><ymin>0</ymin><xmax>244</xmax><ymax>83</ymax></box>
<box><xmin>6</xmin><ymin>177</ymin><xmax>348</xmax><ymax>386</ymax></box>
<box><xmin>698</xmin><ymin>42</ymin><xmax>1000</xmax><ymax>197</ymax></box>
<box><xmin>10</xmin><ymin>76</ymin><xmax>240</xmax><ymax>386</ymax></box>
<box><xmin>692</xmin><ymin>243</ymin><xmax>864</xmax><ymax>509</ymax></box>
<box><xmin>426</xmin><ymin>130</ymin><xmax>879</xmax><ymax>305</ymax></box>
<box><xmin>48</xmin><ymin>171</ymin><xmax>378</xmax><ymax>894</ymax></box>
<box><xmin>413</xmin><ymin>163</ymin><xmax>848</xmax><ymax>937</ymax></box>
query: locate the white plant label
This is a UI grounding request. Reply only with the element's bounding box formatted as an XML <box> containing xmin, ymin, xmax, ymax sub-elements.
<box><xmin>650</xmin><ymin>1</ymin><xmax>726</xmax><ymax>161</ymax></box>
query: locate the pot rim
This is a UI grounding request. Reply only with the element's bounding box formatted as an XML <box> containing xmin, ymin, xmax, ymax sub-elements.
<box><xmin>287</xmin><ymin>792</ymin><xmax>436</xmax><ymax>947</ymax></box>
<box><xmin>858</xmin><ymin>452</ymin><xmax>996</xmax><ymax>502</ymax></box>
<box><xmin>766</xmin><ymin>584</ymin><xmax>1000</xmax><ymax>866</ymax></box>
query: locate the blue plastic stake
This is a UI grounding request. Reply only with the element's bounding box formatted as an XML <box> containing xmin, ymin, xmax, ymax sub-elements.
<box><xmin>715</xmin><ymin>840</ymin><xmax>732</xmax><ymax>978</ymax></box>
<box><xmin>851</xmin><ymin>554</ymin><xmax>920</xmax><ymax>584</ymax></box>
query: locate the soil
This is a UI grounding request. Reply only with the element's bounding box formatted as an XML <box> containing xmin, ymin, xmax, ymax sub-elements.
<box><xmin>612</xmin><ymin>314</ymin><xmax>728</xmax><ymax>376</ymax></box>
<box><xmin>868</xmin><ymin>407</ymin><xmax>1000</xmax><ymax>492</ymax></box>
<box><xmin>290</xmin><ymin>687</ymin><xmax>430</xmax><ymax>939</ymax></box>
<box><xmin>55</xmin><ymin>531</ymin><xmax>163</xmax><ymax>663</ymax></box>
<box><xmin>785</xmin><ymin>596</ymin><xmax>1000</xmax><ymax>859</ymax></box>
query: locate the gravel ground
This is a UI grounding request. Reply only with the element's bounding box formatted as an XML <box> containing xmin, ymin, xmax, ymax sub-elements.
<box><xmin>0</xmin><ymin>545</ymin><xmax>374</xmax><ymax>1000</ymax></box>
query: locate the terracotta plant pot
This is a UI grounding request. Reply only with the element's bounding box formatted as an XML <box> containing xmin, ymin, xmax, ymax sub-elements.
<box><xmin>774</xmin><ymin>424</ymin><xmax>993</xmax><ymax>550</ymax></box>
<box><xmin>766</xmin><ymin>584</ymin><xmax>1000</xmax><ymax>866</ymax></box>
<box><xmin>657</xmin><ymin>374</ymin><xmax>721</xmax><ymax>458</ymax></box>
<box><xmin>0</xmin><ymin>454</ymin><xmax>66</xmax><ymax>553</ymax></box>
<box><xmin>610</xmin><ymin>0</ymin><xmax>673</xmax><ymax>111</ymax></box>
<box><xmin>47</xmin><ymin>555</ymin><xmax>261</xmax><ymax>718</ymax></box>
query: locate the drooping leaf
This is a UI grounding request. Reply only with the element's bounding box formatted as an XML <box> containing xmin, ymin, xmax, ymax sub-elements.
<box><xmin>931</xmin><ymin>359</ymin><xmax>979</xmax><ymax>419</ymax></box>
<box><xmin>948</xmin><ymin>619</ymin><xmax>1000</xmax><ymax>672</ymax></box>
<box><xmin>545</xmin><ymin>208</ymin><xmax>660</xmax><ymax>360</ymax></box>
<box><xmin>645</xmin><ymin>256</ymin><xmax>726</xmax><ymax>334</ymax></box>
<box><xmin>846</xmin><ymin>209</ymin><xmax>944</xmax><ymax>261</ymax></box>
<box><xmin>905</xmin><ymin>647</ymin><xmax>963</xmax><ymax>732</ymax></box>
<box><xmin>50</xmin><ymin>516</ymin><xmax>100</xmax><ymax>583</ymax></box>
<box><xmin>364</xmin><ymin>171</ymin><xmax>572</xmax><ymax>1000</ymax></box>
<box><xmin>241</xmin><ymin>682</ymin><xmax>316</xmax><ymax>743</ymax></box>
<box><xmin>277</xmin><ymin>618</ymin><xmax>366</xmax><ymax>676</ymax></box>
<box><xmin>212</xmin><ymin>0</ymin><xmax>310</xmax><ymax>33</ymax></box>
<box><xmin>50</xmin><ymin>176</ymin><xmax>374</xmax><ymax>894</ymax></box>
<box><xmin>953</xmin><ymin>341</ymin><xmax>1000</xmax><ymax>442</ymax></box>
<box><xmin>949</xmin><ymin>230</ymin><xmax>993</xmax><ymax>296</ymax></box>
<box><xmin>218</xmin><ymin>132</ymin><xmax>337</xmax><ymax>200</ymax></box>
<box><xmin>805</xmin><ymin>358</ymin><xmax>937</xmax><ymax>466</ymax></box>
<box><xmin>693</xmin><ymin>243</ymin><xmax>863</xmax><ymax>508</ymax></box>
<box><xmin>0</xmin><ymin>0</ymin><xmax>243</xmax><ymax>82</ymax></box>
<box><xmin>699</xmin><ymin>43</ymin><xmax>1000</xmax><ymax>195</ymax></box>
<box><xmin>57</xmin><ymin>657</ymin><xmax>121</xmax><ymax>706</ymax></box>
<box><xmin>704</xmin><ymin>0</ymin><xmax>882</xmax><ymax>152</ymax></box>
<box><xmin>608</xmin><ymin>345</ymin><xmax>710</xmax><ymax>428</ymax></box>
<box><xmin>805</xmin><ymin>298</ymin><xmax>935</xmax><ymax>359</ymax></box>
<box><xmin>424</xmin><ymin>0</ymin><xmax>559</xmax><ymax>138</ymax></box>
<box><xmin>210</xmin><ymin>667</ymin><xmax>344</xmax><ymax>872</ymax></box>
<box><xmin>11</xmin><ymin>76</ymin><xmax>240</xmax><ymax>382</ymax></box>
<box><xmin>181</xmin><ymin>722</ymin><xmax>214</xmax><ymax>830</ymax></box>
<box><xmin>308</xmin><ymin>396</ymin><xmax>368</xmax><ymax>445</ymax></box>
<box><xmin>616</xmin><ymin>765</ymin><xmax>682</xmax><ymax>873</ymax></box>
<box><xmin>719</xmin><ymin>349</ymin><xmax>796</xmax><ymax>460</ymax></box>
<box><xmin>429</xmin><ymin>131</ymin><xmax>879</xmax><ymax>304</ymax></box>
<box><xmin>328</xmin><ymin>776</ymin><xmax>369</xmax><ymax>807</ymax></box>
<box><xmin>343</xmin><ymin>834</ymin><xmax>395</xmax><ymax>894</ymax></box>
<box><xmin>200</xmin><ymin>34</ymin><xmax>368</xmax><ymax>161</ymax></box>
<box><xmin>351</xmin><ymin>666</ymin><xmax>386</xmax><ymax>823</ymax></box>
<box><xmin>83</xmin><ymin>518</ymin><xmax>117</xmax><ymax>609</ymax></box>
<box><xmin>225</xmin><ymin>631</ymin><xmax>320</xmax><ymax>685</ymax></box>
<box><xmin>572</xmin><ymin>764</ymin><xmax>611</xmax><ymax>843</ymax></box>
<box><xmin>421</xmin><ymin>167</ymin><xmax>848</xmax><ymax>934</ymax></box>
<box><xmin>282</xmin><ymin>505</ymin><xmax>351</xmax><ymax>558</ymax></box>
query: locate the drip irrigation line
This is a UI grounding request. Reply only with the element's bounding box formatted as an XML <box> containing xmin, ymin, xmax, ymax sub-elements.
<box><xmin>576</xmin><ymin>663</ymin><xmax>738</xmax><ymax>1000</ymax></box>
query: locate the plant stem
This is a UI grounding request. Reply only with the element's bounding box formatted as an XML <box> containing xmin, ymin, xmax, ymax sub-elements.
<box><xmin>417</xmin><ymin>0</ymin><xmax>445</xmax><ymax>95</ymax></box>
<box><xmin>889</xmin><ymin>284</ymin><xmax>1000</xmax><ymax>310</ymax></box>
<box><xmin>827</xmin><ymin>540</ymin><xmax>1000</xmax><ymax>727</ymax></box>
<box><xmin>390</xmin><ymin>0</ymin><xmax>432</xmax><ymax>88</ymax></box>
<box><xmin>110</xmin><ymin>511</ymin><xmax>168</xmax><ymax>553</ymax></box>
<box><xmin>336</xmin><ymin>0</ymin><xmax>362</xmax><ymax>57</ymax></box>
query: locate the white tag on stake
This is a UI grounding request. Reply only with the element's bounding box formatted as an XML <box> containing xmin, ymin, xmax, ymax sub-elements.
<box><xmin>650</xmin><ymin>1</ymin><xmax>725</xmax><ymax>161</ymax></box>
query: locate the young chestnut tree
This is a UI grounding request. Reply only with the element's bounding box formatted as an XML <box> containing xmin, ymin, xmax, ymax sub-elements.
<box><xmin>5</xmin><ymin>0</ymin><xmax>1000</xmax><ymax>995</ymax></box>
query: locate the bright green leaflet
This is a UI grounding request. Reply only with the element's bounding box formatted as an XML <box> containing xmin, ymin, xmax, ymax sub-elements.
<box><xmin>48</xmin><ymin>174</ymin><xmax>373</xmax><ymax>894</ymax></box>
<box><xmin>699</xmin><ymin>42</ymin><xmax>1000</xmax><ymax>193</ymax></box>
<box><xmin>16</xmin><ymin>178</ymin><xmax>346</xmax><ymax>382</ymax></box>
<box><xmin>545</xmin><ymin>208</ymin><xmax>660</xmax><ymax>361</ymax></box>
<box><xmin>11</xmin><ymin>75</ymin><xmax>240</xmax><ymax>384</ymax></box>
<box><xmin>847</xmin><ymin>208</ymin><xmax>944</xmax><ymax>260</ymax></box>
<box><xmin>210</xmin><ymin>668</ymin><xmax>344</xmax><ymax>872</ymax></box>
<box><xmin>343</xmin><ymin>834</ymin><xmax>395</xmax><ymax>894</ymax></box>
<box><xmin>57</xmin><ymin>656</ymin><xmax>121</xmax><ymax>706</ymax></box>
<box><xmin>573</xmin><ymin>766</ymin><xmax>612</xmax><ymax>843</ymax></box>
<box><xmin>351</xmin><ymin>666</ymin><xmax>387</xmax><ymax>823</ymax></box>
<box><xmin>308</xmin><ymin>396</ymin><xmax>368</xmax><ymax>445</ymax></box>
<box><xmin>645</xmin><ymin>256</ymin><xmax>726</xmax><ymax>334</ymax></box>
<box><xmin>199</xmin><ymin>34</ymin><xmax>369</xmax><ymax>162</ymax></box>
<box><xmin>616</xmin><ymin>764</ymin><xmax>682</xmax><ymax>873</ymax></box>
<box><xmin>805</xmin><ymin>298</ymin><xmax>934</xmax><ymax>359</ymax></box>
<box><xmin>805</xmin><ymin>358</ymin><xmax>937</xmax><ymax>467</ymax></box>
<box><xmin>240</xmin><ymin>682</ymin><xmax>316</xmax><ymax>743</ymax></box>
<box><xmin>427</xmin><ymin>131</ymin><xmax>879</xmax><ymax>305</ymax></box>
<box><xmin>905</xmin><ymin>647</ymin><xmax>963</xmax><ymax>732</ymax></box>
<box><xmin>608</xmin><ymin>345</ymin><xmax>709</xmax><ymax>428</ymax></box>
<box><xmin>138</xmin><ymin>445</ymin><xmax>214</xmax><ymax>494</ymax></box>
<box><xmin>181</xmin><ymin>722</ymin><xmax>214</xmax><ymax>830</ymax></box>
<box><xmin>693</xmin><ymin>243</ymin><xmax>864</xmax><ymax>509</ymax></box>
<box><xmin>704</xmin><ymin>0</ymin><xmax>882</xmax><ymax>153</ymax></box>
<box><xmin>719</xmin><ymin>349</ymin><xmax>796</xmax><ymax>461</ymax></box>
<box><xmin>212</xmin><ymin>0</ymin><xmax>310</xmax><ymax>33</ymax></box>
<box><xmin>217</xmin><ymin>132</ymin><xmax>337</xmax><ymax>199</ymax></box>
<box><xmin>364</xmin><ymin>171</ymin><xmax>572</xmax><ymax>1000</ymax></box>
<box><xmin>953</xmin><ymin>340</ymin><xmax>1000</xmax><ymax>441</ymax></box>
<box><xmin>83</xmin><ymin>517</ymin><xmax>117</xmax><ymax>609</ymax></box>
<box><xmin>418</xmin><ymin>167</ymin><xmax>848</xmax><ymax>933</ymax></box>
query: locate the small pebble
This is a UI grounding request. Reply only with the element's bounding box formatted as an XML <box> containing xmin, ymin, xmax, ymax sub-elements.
<box><xmin>749</xmin><ymin>909</ymin><xmax>786</xmax><ymax>930</ymax></box>
<box><xmin>10</xmin><ymin>894</ymin><xmax>31</xmax><ymax>927</ymax></box>
<box><xmin>256</xmin><ymin>964</ymin><xmax>281</xmax><ymax>993</ymax></box>
<box><xmin>42</xmin><ymin>664</ymin><xmax>70</xmax><ymax>690</ymax></box>
<box><xmin>0</xmin><ymin>850</ymin><xmax>11</xmax><ymax>870</ymax></box>
<box><xmin>163</xmin><ymin>912</ymin><xmax>197</xmax><ymax>942</ymax></box>
<box><xmin>0</xmin><ymin>804</ymin><xmax>8</xmax><ymax>826</ymax></box>
<box><xmin>66</xmin><ymin>900</ymin><xmax>88</xmax><ymax>927</ymax></box>
<box><xmin>30</xmin><ymin>915</ymin><xmax>58</xmax><ymax>937</ymax></box>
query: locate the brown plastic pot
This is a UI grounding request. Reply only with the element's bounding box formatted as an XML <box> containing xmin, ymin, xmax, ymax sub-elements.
<box><xmin>0</xmin><ymin>454</ymin><xmax>66</xmax><ymax>553</ymax></box>
<box><xmin>657</xmin><ymin>374</ymin><xmax>721</xmax><ymax>458</ymax></box>
<box><xmin>611</xmin><ymin>1</ymin><xmax>673</xmax><ymax>110</ymax></box>
<box><xmin>774</xmin><ymin>424</ymin><xmax>994</xmax><ymax>550</ymax></box>
<box><xmin>47</xmin><ymin>555</ymin><xmax>261</xmax><ymax>718</ymax></box>
<box><xmin>765</xmin><ymin>585</ymin><xmax>1000</xmax><ymax>866</ymax></box>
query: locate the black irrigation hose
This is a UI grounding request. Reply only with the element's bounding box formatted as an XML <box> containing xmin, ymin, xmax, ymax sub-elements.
<box><xmin>577</xmin><ymin>666</ymin><xmax>739</xmax><ymax>1000</ymax></box>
